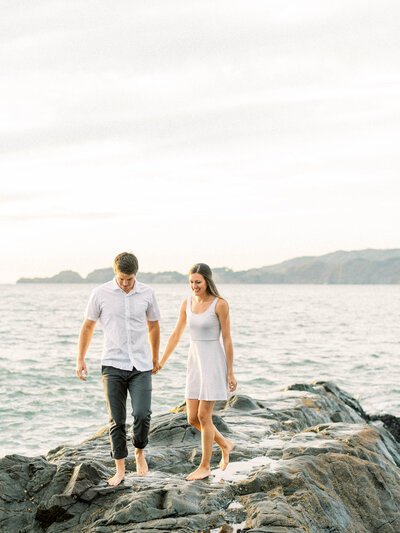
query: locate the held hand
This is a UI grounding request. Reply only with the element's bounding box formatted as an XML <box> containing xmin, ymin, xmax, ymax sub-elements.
<box><xmin>152</xmin><ymin>360</ymin><xmax>161</xmax><ymax>374</ymax></box>
<box><xmin>228</xmin><ymin>374</ymin><xmax>237</xmax><ymax>392</ymax></box>
<box><xmin>76</xmin><ymin>361</ymin><xmax>88</xmax><ymax>381</ymax></box>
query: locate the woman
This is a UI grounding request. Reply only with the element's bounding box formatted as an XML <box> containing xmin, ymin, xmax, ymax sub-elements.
<box><xmin>159</xmin><ymin>263</ymin><xmax>237</xmax><ymax>481</ymax></box>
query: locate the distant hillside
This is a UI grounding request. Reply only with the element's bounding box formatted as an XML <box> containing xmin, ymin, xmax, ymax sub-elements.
<box><xmin>16</xmin><ymin>248</ymin><xmax>400</xmax><ymax>284</ymax></box>
<box><xmin>232</xmin><ymin>249</ymin><xmax>400</xmax><ymax>284</ymax></box>
<box><xmin>17</xmin><ymin>270</ymin><xmax>84</xmax><ymax>284</ymax></box>
<box><xmin>18</xmin><ymin>268</ymin><xmax>187</xmax><ymax>284</ymax></box>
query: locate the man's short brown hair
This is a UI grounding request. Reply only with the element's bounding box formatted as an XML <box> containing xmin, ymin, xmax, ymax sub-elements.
<box><xmin>113</xmin><ymin>252</ymin><xmax>139</xmax><ymax>275</ymax></box>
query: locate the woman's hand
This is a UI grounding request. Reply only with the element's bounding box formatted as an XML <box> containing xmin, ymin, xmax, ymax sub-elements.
<box><xmin>152</xmin><ymin>360</ymin><xmax>161</xmax><ymax>374</ymax></box>
<box><xmin>228</xmin><ymin>373</ymin><xmax>237</xmax><ymax>392</ymax></box>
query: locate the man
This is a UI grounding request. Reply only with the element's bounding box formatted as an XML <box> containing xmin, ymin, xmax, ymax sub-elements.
<box><xmin>76</xmin><ymin>252</ymin><xmax>161</xmax><ymax>486</ymax></box>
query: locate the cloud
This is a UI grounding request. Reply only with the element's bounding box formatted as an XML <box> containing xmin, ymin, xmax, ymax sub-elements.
<box><xmin>0</xmin><ymin>192</ymin><xmax>50</xmax><ymax>204</ymax></box>
<box><xmin>0</xmin><ymin>211</ymin><xmax>116</xmax><ymax>221</ymax></box>
<box><xmin>1</xmin><ymin>0</ymin><xmax>399</xmax><ymax>159</ymax></box>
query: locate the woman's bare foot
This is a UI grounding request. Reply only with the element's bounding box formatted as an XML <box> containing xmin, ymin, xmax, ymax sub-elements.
<box><xmin>219</xmin><ymin>440</ymin><xmax>234</xmax><ymax>471</ymax></box>
<box><xmin>108</xmin><ymin>472</ymin><xmax>125</xmax><ymax>486</ymax></box>
<box><xmin>135</xmin><ymin>450</ymin><xmax>148</xmax><ymax>476</ymax></box>
<box><xmin>186</xmin><ymin>466</ymin><xmax>211</xmax><ymax>481</ymax></box>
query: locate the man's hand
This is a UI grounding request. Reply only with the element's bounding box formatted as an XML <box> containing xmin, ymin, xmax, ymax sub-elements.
<box><xmin>76</xmin><ymin>319</ymin><xmax>96</xmax><ymax>382</ymax></box>
<box><xmin>76</xmin><ymin>361</ymin><xmax>88</xmax><ymax>381</ymax></box>
<box><xmin>152</xmin><ymin>360</ymin><xmax>161</xmax><ymax>374</ymax></box>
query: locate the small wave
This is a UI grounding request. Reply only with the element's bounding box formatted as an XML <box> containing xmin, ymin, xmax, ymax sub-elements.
<box><xmin>245</xmin><ymin>377</ymin><xmax>275</xmax><ymax>386</ymax></box>
<box><xmin>352</xmin><ymin>364</ymin><xmax>367</xmax><ymax>371</ymax></box>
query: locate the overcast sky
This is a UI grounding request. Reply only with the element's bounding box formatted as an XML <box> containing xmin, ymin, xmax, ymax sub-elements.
<box><xmin>1</xmin><ymin>0</ymin><xmax>399</xmax><ymax>282</ymax></box>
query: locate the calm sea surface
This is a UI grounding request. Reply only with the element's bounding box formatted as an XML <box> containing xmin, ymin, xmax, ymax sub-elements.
<box><xmin>1</xmin><ymin>283</ymin><xmax>399</xmax><ymax>457</ymax></box>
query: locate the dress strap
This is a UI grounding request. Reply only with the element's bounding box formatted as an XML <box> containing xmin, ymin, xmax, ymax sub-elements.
<box><xmin>211</xmin><ymin>297</ymin><xmax>219</xmax><ymax>311</ymax></box>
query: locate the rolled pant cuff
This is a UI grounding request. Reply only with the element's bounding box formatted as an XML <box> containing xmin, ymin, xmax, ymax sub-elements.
<box><xmin>132</xmin><ymin>439</ymin><xmax>148</xmax><ymax>450</ymax></box>
<box><xmin>110</xmin><ymin>451</ymin><xmax>128</xmax><ymax>460</ymax></box>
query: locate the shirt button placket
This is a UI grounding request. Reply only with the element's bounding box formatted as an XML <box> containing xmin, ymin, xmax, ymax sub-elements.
<box><xmin>127</xmin><ymin>295</ymin><xmax>133</xmax><ymax>365</ymax></box>
<box><xmin>125</xmin><ymin>297</ymin><xmax>130</xmax><ymax>360</ymax></box>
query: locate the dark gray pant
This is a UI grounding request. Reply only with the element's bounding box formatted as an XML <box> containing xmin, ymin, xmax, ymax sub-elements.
<box><xmin>101</xmin><ymin>365</ymin><xmax>152</xmax><ymax>460</ymax></box>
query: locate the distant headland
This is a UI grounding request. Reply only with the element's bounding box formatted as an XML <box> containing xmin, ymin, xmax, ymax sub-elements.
<box><xmin>16</xmin><ymin>248</ymin><xmax>400</xmax><ymax>284</ymax></box>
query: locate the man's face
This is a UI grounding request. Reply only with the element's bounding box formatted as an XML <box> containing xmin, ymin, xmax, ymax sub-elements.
<box><xmin>115</xmin><ymin>270</ymin><xmax>136</xmax><ymax>293</ymax></box>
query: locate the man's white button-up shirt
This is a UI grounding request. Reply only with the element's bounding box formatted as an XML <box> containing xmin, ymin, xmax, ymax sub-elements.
<box><xmin>85</xmin><ymin>278</ymin><xmax>161</xmax><ymax>371</ymax></box>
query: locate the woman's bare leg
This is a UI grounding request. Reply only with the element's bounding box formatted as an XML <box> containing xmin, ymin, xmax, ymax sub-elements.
<box><xmin>186</xmin><ymin>400</ymin><xmax>214</xmax><ymax>480</ymax></box>
<box><xmin>186</xmin><ymin>399</ymin><xmax>234</xmax><ymax>472</ymax></box>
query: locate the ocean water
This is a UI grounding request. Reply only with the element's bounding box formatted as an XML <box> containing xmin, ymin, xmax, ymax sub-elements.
<box><xmin>1</xmin><ymin>283</ymin><xmax>399</xmax><ymax>458</ymax></box>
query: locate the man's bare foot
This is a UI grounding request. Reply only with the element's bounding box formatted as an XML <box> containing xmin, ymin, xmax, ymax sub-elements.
<box><xmin>135</xmin><ymin>450</ymin><xmax>148</xmax><ymax>476</ymax></box>
<box><xmin>186</xmin><ymin>466</ymin><xmax>211</xmax><ymax>481</ymax></box>
<box><xmin>219</xmin><ymin>440</ymin><xmax>234</xmax><ymax>471</ymax></box>
<box><xmin>108</xmin><ymin>472</ymin><xmax>125</xmax><ymax>486</ymax></box>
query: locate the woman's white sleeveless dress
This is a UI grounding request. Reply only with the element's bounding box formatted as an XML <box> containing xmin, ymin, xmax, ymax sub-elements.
<box><xmin>185</xmin><ymin>296</ymin><xmax>229</xmax><ymax>401</ymax></box>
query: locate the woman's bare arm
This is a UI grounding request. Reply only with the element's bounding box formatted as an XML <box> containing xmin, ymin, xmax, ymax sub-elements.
<box><xmin>159</xmin><ymin>299</ymin><xmax>187</xmax><ymax>368</ymax></box>
<box><xmin>216</xmin><ymin>299</ymin><xmax>237</xmax><ymax>392</ymax></box>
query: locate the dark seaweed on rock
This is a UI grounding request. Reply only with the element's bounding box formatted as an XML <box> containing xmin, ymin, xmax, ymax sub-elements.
<box><xmin>369</xmin><ymin>413</ymin><xmax>400</xmax><ymax>443</ymax></box>
<box><xmin>1</xmin><ymin>381</ymin><xmax>400</xmax><ymax>532</ymax></box>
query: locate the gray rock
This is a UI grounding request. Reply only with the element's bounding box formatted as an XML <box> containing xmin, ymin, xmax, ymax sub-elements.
<box><xmin>1</xmin><ymin>382</ymin><xmax>400</xmax><ymax>532</ymax></box>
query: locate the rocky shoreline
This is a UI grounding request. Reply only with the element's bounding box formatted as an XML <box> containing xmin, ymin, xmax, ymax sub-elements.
<box><xmin>2</xmin><ymin>382</ymin><xmax>400</xmax><ymax>532</ymax></box>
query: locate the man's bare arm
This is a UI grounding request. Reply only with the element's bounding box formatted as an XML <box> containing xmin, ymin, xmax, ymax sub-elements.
<box><xmin>147</xmin><ymin>320</ymin><xmax>160</xmax><ymax>374</ymax></box>
<box><xmin>76</xmin><ymin>318</ymin><xmax>96</xmax><ymax>381</ymax></box>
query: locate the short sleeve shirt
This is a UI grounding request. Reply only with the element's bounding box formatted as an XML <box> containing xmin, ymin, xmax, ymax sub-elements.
<box><xmin>85</xmin><ymin>278</ymin><xmax>161</xmax><ymax>371</ymax></box>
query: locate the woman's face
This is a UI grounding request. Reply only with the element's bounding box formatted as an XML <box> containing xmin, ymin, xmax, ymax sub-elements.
<box><xmin>189</xmin><ymin>273</ymin><xmax>207</xmax><ymax>296</ymax></box>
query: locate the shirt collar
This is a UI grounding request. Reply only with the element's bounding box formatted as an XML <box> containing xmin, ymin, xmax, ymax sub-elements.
<box><xmin>112</xmin><ymin>277</ymin><xmax>139</xmax><ymax>295</ymax></box>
